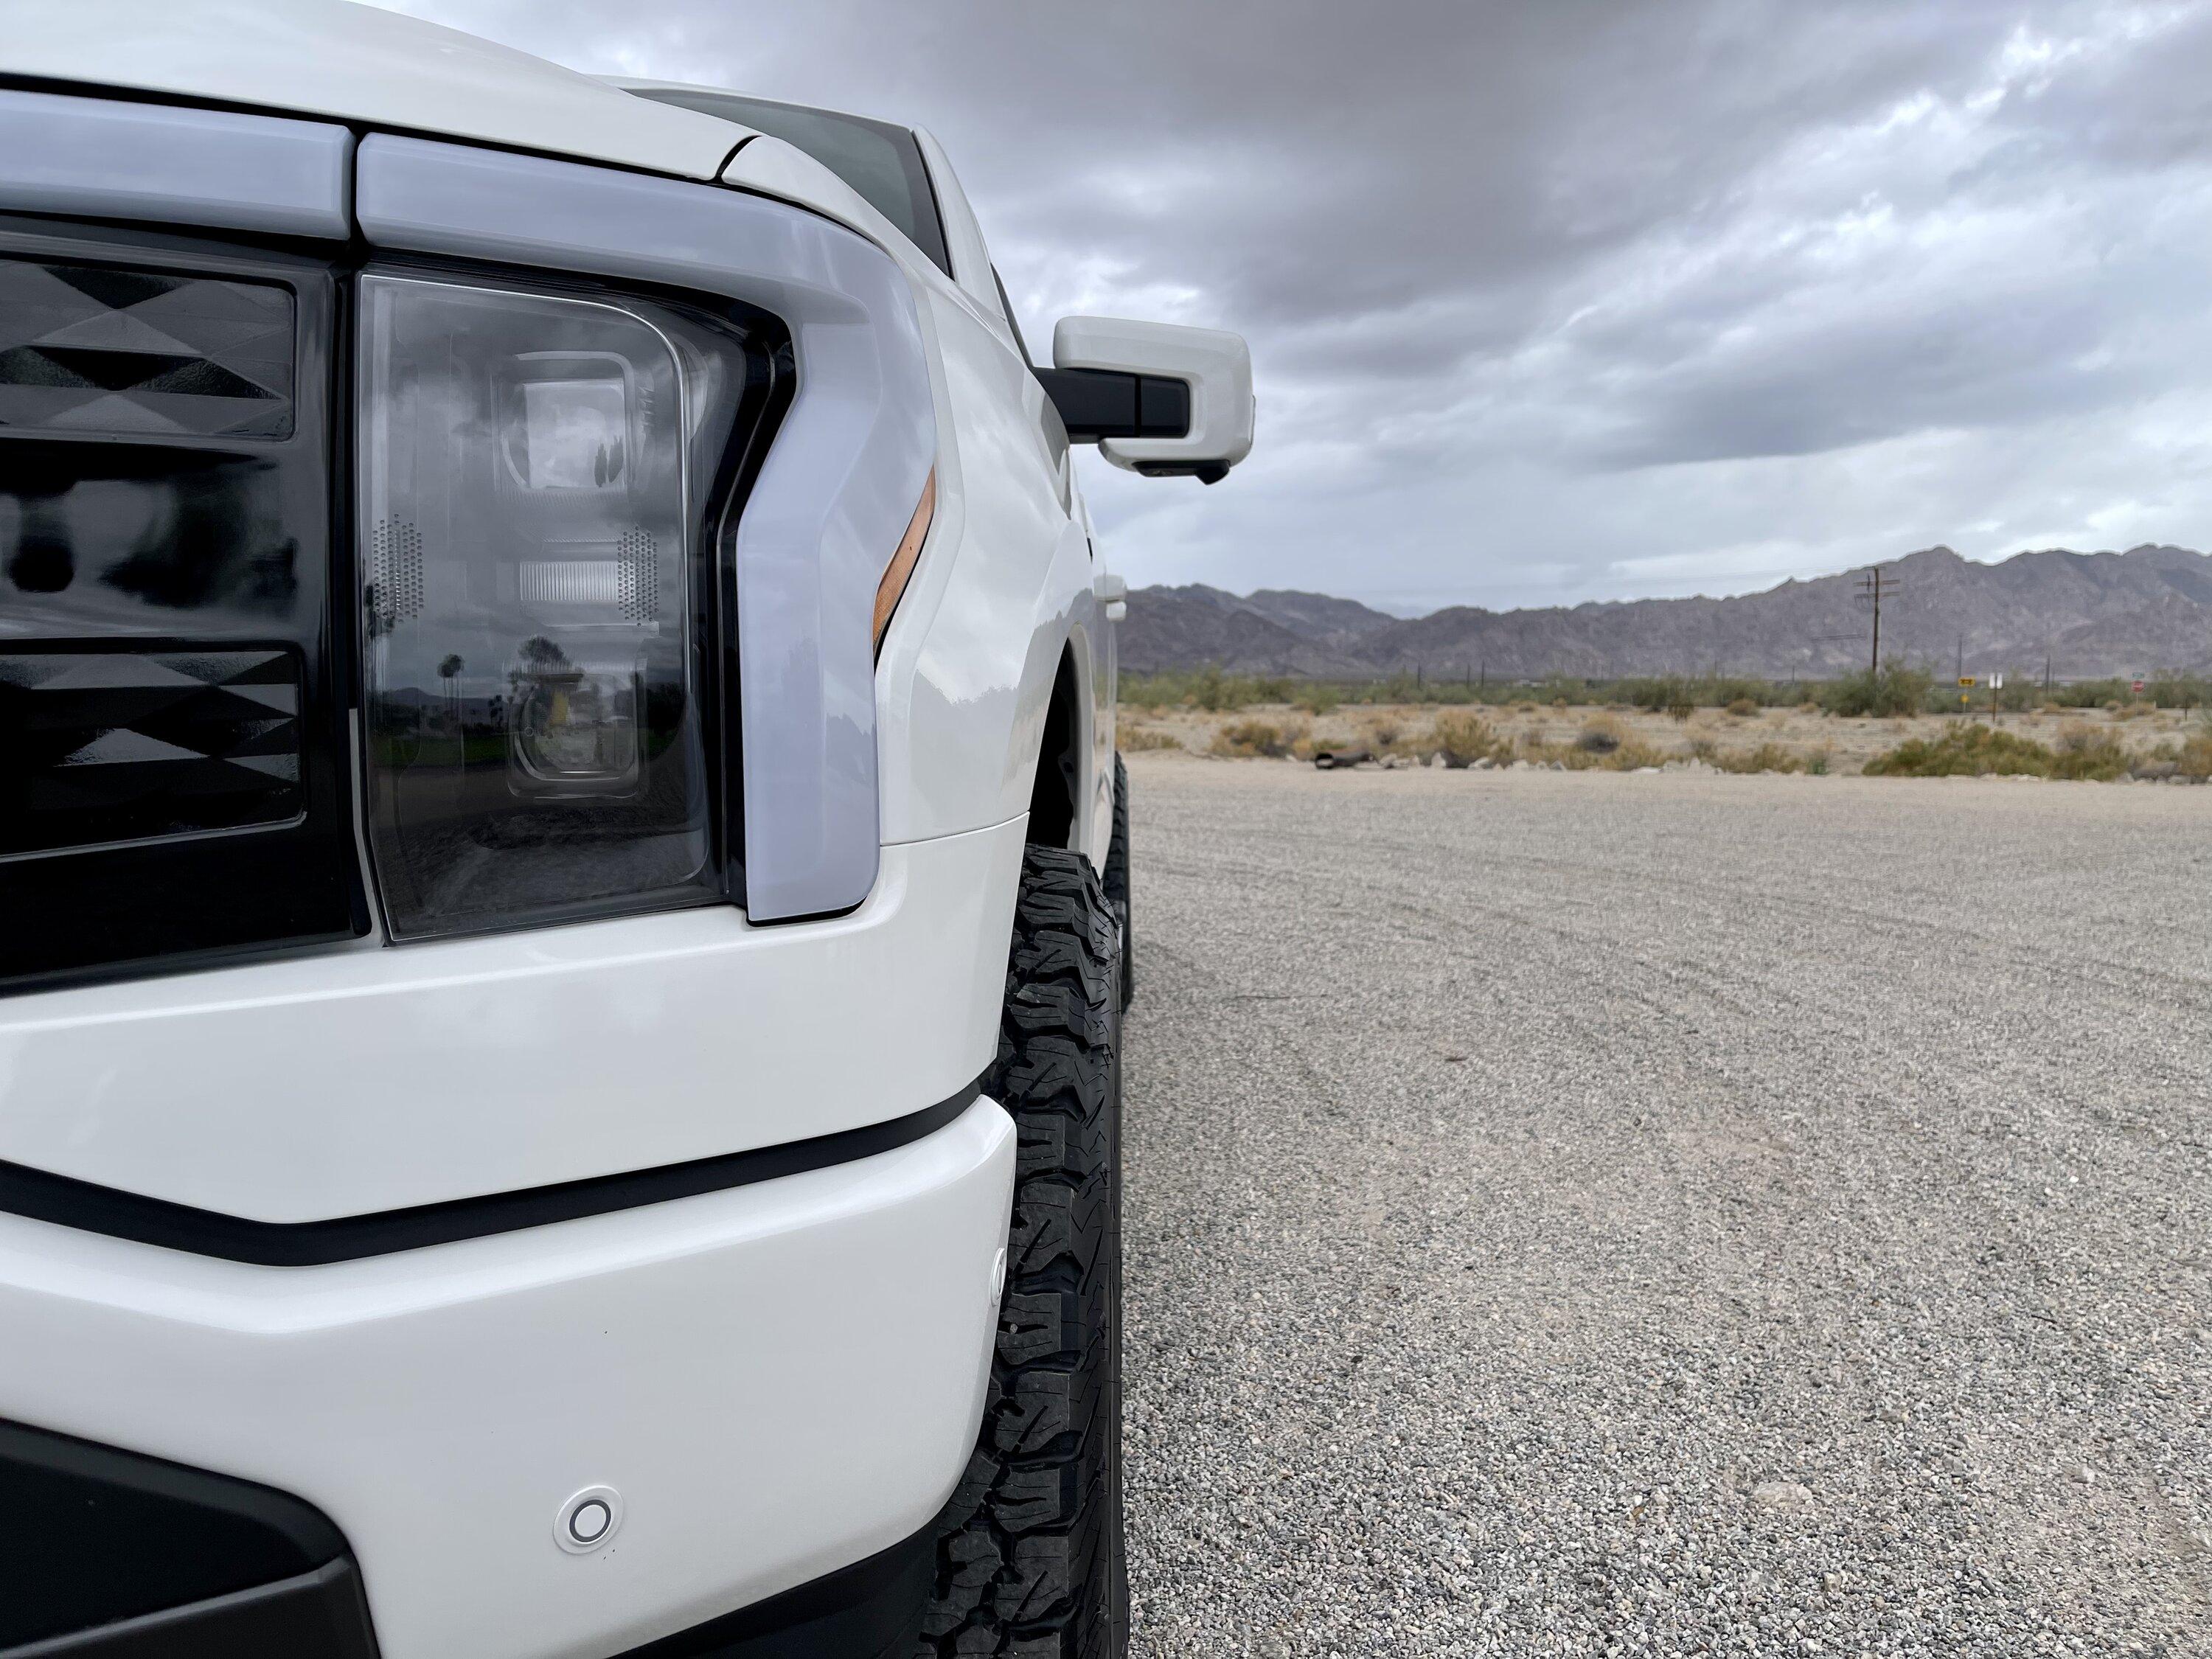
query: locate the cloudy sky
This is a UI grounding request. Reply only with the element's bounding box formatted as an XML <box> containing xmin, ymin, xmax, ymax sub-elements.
<box><xmin>380</xmin><ymin>0</ymin><xmax>2212</xmax><ymax>613</ymax></box>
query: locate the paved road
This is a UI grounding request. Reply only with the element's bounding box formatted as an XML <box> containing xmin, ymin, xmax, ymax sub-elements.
<box><xmin>1118</xmin><ymin>758</ymin><xmax>2211</xmax><ymax>1658</ymax></box>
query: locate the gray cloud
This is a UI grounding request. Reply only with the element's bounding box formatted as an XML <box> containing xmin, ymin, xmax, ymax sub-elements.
<box><xmin>378</xmin><ymin>0</ymin><xmax>2212</xmax><ymax>611</ymax></box>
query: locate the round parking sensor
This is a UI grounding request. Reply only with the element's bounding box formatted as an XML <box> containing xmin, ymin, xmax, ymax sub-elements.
<box><xmin>555</xmin><ymin>1486</ymin><xmax>623</xmax><ymax>1554</ymax></box>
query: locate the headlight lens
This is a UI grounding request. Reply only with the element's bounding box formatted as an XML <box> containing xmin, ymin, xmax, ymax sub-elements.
<box><xmin>358</xmin><ymin>271</ymin><xmax>746</xmax><ymax>939</ymax></box>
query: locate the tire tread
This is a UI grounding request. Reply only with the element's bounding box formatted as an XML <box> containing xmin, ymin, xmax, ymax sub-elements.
<box><xmin>918</xmin><ymin>845</ymin><xmax>1124</xmax><ymax>1659</ymax></box>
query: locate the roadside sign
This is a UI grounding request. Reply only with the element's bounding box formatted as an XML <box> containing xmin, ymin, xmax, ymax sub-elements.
<box><xmin>2133</xmin><ymin>678</ymin><xmax>2146</xmax><ymax>695</ymax></box>
<box><xmin>1989</xmin><ymin>672</ymin><xmax>2004</xmax><ymax>690</ymax></box>
<box><xmin>1957</xmin><ymin>676</ymin><xmax>1977</xmax><ymax>687</ymax></box>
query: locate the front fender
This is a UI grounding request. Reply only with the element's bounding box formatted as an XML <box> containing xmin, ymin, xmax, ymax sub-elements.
<box><xmin>876</xmin><ymin>282</ymin><xmax>1107</xmax><ymax>860</ymax></box>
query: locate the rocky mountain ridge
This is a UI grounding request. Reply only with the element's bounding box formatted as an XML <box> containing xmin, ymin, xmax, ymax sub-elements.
<box><xmin>1119</xmin><ymin>545</ymin><xmax>2212</xmax><ymax>681</ymax></box>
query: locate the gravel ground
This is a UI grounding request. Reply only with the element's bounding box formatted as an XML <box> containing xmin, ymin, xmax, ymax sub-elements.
<box><xmin>1119</xmin><ymin>756</ymin><xmax>2212</xmax><ymax>1658</ymax></box>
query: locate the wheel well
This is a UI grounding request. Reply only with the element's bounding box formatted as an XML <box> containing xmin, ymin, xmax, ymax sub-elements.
<box><xmin>1026</xmin><ymin>648</ymin><xmax>1081</xmax><ymax>849</ymax></box>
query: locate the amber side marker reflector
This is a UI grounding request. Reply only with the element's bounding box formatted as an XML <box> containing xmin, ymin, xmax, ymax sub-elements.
<box><xmin>873</xmin><ymin>470</ymin><xmax>936</xmax><ymax>658</ymax></box>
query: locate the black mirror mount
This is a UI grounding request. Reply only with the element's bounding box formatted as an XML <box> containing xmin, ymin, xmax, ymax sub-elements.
<box><xmin>1035</xmin><ymin>367</ymin><xmax>1191</xmax><ymax>444</ymax></box>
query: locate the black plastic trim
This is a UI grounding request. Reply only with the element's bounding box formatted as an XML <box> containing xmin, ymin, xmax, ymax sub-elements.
<box><xmin>0</xmin><ymin>1078</ymin><xmax>984</xmax><ymax>1266</ymax></box>
<box><xmin>0</xmin><ymin>1416</ymin><xmax>361</xmax><ymax>1653</ymax></box>
<box><xmin>1034</xmin><ymin>366</ymin><xmax>1192</xmax><ymax>442</ymax></box>
<box><xmin>1</xmin><ymin>1561</ymin><xmax>378</xmax><ymax>1659</ymax></box>
<box><xmin>613</xmin><ymin>1513</ymin><xmax>933</xmax><ymax>1659</ymax></box>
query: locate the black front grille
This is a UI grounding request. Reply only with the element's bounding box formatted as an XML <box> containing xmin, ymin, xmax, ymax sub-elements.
<box><xmin>0</xmin><ymin>257</ymin><xmax>295</xmax><ymax>439</ymax></box>
<box><xmin>1</xmin><ymin>646</ymin><xmax>304</xmax><ymax>856</ymax></box>
<box><xmin>0</xmin><ymin>218</ymin><xmax>363</xmax><ymax>990</ymax></box>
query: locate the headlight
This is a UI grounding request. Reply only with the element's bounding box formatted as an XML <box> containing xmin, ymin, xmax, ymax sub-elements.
<box><xmin>358</xmin><ymin>271</ymin><xmax>763</xmax><ymax>939</ymax></box>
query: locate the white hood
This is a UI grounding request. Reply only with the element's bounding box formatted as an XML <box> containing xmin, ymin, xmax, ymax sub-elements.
<box><xmin>0</xmin><ymin>0</ymin><xmax>755</xmax><ymax>181</ymax></box>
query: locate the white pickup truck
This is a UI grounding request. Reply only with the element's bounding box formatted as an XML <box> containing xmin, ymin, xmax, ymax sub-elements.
<box><xmin>0</xmin><ymin>4</ymin><xmax>1251</xmax><ymax>1657</ymax></box>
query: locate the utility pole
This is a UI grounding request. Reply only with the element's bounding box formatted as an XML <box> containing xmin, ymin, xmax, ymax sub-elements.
<box><xmin>1854</xmin><ymin>566</ymin><xmax>1898</xmax><ymax>675</ymax></box>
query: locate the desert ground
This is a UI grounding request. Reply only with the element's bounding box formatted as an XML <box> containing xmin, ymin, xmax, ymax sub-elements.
<box><xmin>1120</xmin><ymin>699</ymin><xmax>2207</xmax><ymax>776</ymax></box>
<box><xmin>1119</xmin><ymin>754</ymin><xmax>2210</xmax><ymax>1656</ymax></box>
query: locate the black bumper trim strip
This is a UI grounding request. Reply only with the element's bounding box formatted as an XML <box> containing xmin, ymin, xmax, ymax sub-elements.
<box><xmin>0</xmin><ymin>1077</ymin><xmax>986</xmax><ymax>1267</ymax></box>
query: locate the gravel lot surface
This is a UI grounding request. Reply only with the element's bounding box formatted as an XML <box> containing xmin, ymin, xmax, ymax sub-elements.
<box><xmin>1119</xmin><ymin>756</ymin><xmax>2211</xmax><ymax>1657</ymax></box>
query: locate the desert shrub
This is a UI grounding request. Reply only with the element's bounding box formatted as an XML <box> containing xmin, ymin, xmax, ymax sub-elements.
<box><xmin>1705</xmin><ymin>676</ymin><xmax>1772</xmax><ymax>709</ymax></box>
<box><xmin>1523</xmin><ymin>728</ymin><xmax>1667</xmax><ymax>771</ymax></box>
<box><xmin>1710</xmin><ymin>742</ymin><xmax>1806</xmax><ymax>774</ymax></box>
<box><xmin>1621</xmin><ymin>675</ymin><xmax>1688</xmax><ymax>715</ymax></box>
<box><xmin>1863</xmin><ymin>721</ymin><xmax>2130</xmax><ymax>781</ymax></box>
<box><xmin>2146</xmin><ymin>671</ymin><xmax>2211</xmax><ymax>712</ymax></box>
<box><xmin>1429</xmin><ymin>711</ymin><xmax>1501</xmax><ymax>766</ymax></box>
<box><xmin>1620</xmin><ymin>672</ymin><xmax>1696</xmax><ymax>719</ymax></box>
<box><xmin>1193</xmin><ymin>671</ymin><xmax>1234</xmax><ymax>709</ymax></box>
<box><xmin>1820</xmin><ymin>659</ymin><xmax>1934</xmax><ymax>718</ymax></box>
<box><xmin>1366</xmin><ymin>715</ymin><xmax>1404</xmax><ymax>750</ymax></box>
<box><xmin>1607</xmin><ymin>739</ymin><xmax>1669</xmax><ymax>770</ymax></box>
<box><xmin>1121</xmin><ymin>667</ymin><xmax>1265</xmax><ymax>711</ymax></box>
<box><xmin>1296</xmin><ymin>684</ymin><xmax>1342</xmax><ymax>715</ymax></box>
<box><xmin>2051</xmin><ymin>722</ymin><xmax>2132</xmax><ymax>779</ymax></box>
<box><xmin>1806</xmin><ymin>750</ymin><xmax>1831</xmax><ymax>775</ymax></box>
<box><xmin>2178</xmin><ymin>724</ymin><xmax>2212</xmax><ymax>779</ymax></box>
<box><xmin>2041</xmin><ymin>678</ymin><xmax>2119</xmax><ymax>708</ymax></box>
<box><xmin>1119</xmin><ymin>726</ymin><xmax>1183</xmax><ymax>752</ymax></box>
<box><xmin>1209</xmin><ymin>718</ymin><xmax>1306</xmax><ymax>759</ymax></box>
<box><xmin>1725</xmin><ymin>697</ymin><xmax>1759</xmax><ymax>718</ymax></box>
<box><xmin>1576</xmin><ymin>714</ymin><xmax>1625</xmax><ymax>754</ymax></box>
<box><xmin>1865</xmin><ymin>724</ymin><xmax>2037</xmax><ymax>777</ymax></box>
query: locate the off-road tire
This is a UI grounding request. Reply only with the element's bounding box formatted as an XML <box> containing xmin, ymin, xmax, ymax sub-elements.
<box><xmin>918</xmin><ymin>845</ymin><xmax>1126</xmax><ymax>1659</ymax></box>
<box><xmin>1104</xmin><ymin>754</ymin><xmax>1133</xmax><ymax>1011</ymax></box>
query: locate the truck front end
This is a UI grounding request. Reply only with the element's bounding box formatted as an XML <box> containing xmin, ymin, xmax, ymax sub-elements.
<box><xmin>0</xmin><ymin>13</ymin><xmax>1018</xmax><ymax>1658</ymax></box>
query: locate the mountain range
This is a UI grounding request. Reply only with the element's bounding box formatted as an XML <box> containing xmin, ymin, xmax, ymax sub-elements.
<box><xmin>1119</xmin><ymin>544</ymin><xmax>2212</xmax><ymax>681</ymax></box>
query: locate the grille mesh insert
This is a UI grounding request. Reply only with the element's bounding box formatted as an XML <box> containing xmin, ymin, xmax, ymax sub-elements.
<box><xmin>0</xmin><ymin>257</ymin><xmax>294</xmax><ymax>439</ymax></box>
<box><xmin>0</xmin><ymin>647</ymin><xmax>305</xmax><ymax>857</ymax></box>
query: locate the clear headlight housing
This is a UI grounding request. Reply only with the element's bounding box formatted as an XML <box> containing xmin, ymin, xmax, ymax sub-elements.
<box><xmin>358</xmin><ymin>271</ymin><xmax>765</xmax><ymax>939</ymax></box>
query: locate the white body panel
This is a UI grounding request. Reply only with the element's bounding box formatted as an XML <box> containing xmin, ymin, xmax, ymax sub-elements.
<box><xmin>877</xmin><ymin>281</ymin><xmax>1107</xmax><ymax>855</ymax></box>
<box><xmin>0</xmin><ymin>821</ymin><xmax>1023</xmax><ymax>1221</ymax></box>
<box><xmin>718</xmin><ymin>133</ymin><xmax>917</xmax><ymax>262</ymax></box>
<box><xmin>0</xmin><ymin>1100</ymin><xmax>1015</xmax><ymax>1659</ymax></box>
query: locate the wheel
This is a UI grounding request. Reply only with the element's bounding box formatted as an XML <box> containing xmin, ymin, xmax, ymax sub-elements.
<box><xmin>1103</xmin><ymin>754</ymin><xmax>1133</xmax><ymax>1011</ymax></box>
<box><xmin>918</xmin><ymin>844</ymin><xmax>1127</xmax><ymax>1659</ymax></box>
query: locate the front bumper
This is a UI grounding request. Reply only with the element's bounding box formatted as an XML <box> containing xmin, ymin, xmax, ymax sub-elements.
<box><xmin>0</xmin><ymin>1098</ymin><xmax>1014</xmax><ymax>1659</ymax></box>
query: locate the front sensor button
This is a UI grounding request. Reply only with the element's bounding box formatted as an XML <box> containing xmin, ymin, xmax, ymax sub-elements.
<box><xmin>556</xmin><ymin>1486</ymin><xmax>623</xmax><ymax>1554</ymax></box>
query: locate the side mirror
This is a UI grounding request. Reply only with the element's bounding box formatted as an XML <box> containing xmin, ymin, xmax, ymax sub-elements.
<box><xmin>1038</xmin><ymin>316</ymin><xmax>1253</xmax><ymax>484</ymax></box>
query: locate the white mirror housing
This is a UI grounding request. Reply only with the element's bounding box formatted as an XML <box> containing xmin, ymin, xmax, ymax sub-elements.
<box><xmin>1049</xmin><ymin>316</ymin><xmax>1253</xmax><ymax>483</ymax></box>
